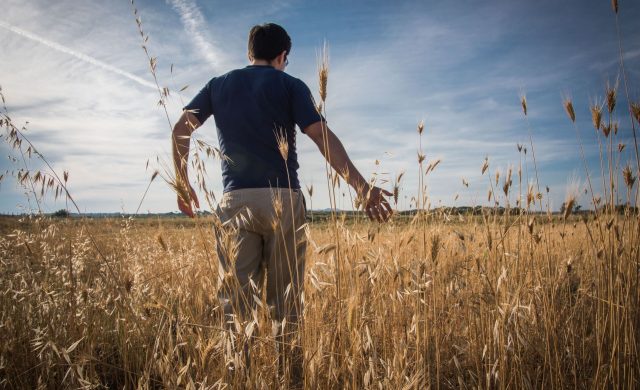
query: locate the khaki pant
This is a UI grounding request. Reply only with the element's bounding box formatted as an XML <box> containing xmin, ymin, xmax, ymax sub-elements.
<box><xmin>215</xmin><ymin>188</ymin><xmax>307</xmax><ymax>324</ymax></box>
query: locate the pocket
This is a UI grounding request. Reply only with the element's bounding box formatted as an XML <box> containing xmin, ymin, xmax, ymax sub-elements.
<box><xmin>216</xmin><ymin>193</ymin><xmax>235</xmax><ymax>224</ymax></box>
<box><xmin>215</xmin><ymin>204</ymin><xmax>226</xmax><ymax>223</ymax></box>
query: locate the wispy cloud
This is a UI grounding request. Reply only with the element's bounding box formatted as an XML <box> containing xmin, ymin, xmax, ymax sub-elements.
<box><xmin>168</xmin><ymin>0</ymin><xmax>227</xmax><ymax>72</ymax></box>
<box><xmin>0</xmin><ymin>20</ymin><xmax>157</xmax><ymax>90</ymax></box>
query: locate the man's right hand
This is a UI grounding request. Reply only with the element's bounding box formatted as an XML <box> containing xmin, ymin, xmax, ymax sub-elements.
<box><xmin>177</xmin><ymin>183</ymin><xmax>200</xmax><ymax>218</ymax></box>
<box><xmin>363</xmin><ymin>186</ymin><xmax>393</xmax><ymax>222</ymax></box>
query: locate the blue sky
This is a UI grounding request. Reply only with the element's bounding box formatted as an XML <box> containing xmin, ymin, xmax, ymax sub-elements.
<box><xmin>1</xmin><ymin>0</ymin><xmax>639</xmax><ymax>214</ymax></box>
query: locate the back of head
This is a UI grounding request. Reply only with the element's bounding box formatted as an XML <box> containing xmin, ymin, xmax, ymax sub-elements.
<box><xmin>248</xmin><ymin>23</ymin><xmax>291</xmax><ymax>61</ymax></box>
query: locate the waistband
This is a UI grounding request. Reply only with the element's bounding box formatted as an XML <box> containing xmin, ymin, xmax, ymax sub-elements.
<box><xmin>223</xmin><ymin>187</ymin><xmax>303</xmax><ymax>196</ymax></box>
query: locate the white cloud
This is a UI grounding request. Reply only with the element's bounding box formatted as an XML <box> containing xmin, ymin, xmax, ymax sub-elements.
<box><xmin>168</xmin><ymin>0</ymin><xmax>230</xmax><ymax>73</ymax></box>
<box><xmin>0</xmin><ymin>20</ymin><xmax>157</xmax><ymax>90</ymax></box>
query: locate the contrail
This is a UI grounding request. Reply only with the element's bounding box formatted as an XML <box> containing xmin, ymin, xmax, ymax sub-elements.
<box><xmin>0</xmin><ymin>20</ymin><xmax>157</xmax><ymax>90</ymax></box>
<box><xmin>169</xmin><ymin>0</ymin><xmax>224</xmax><ymax>71</ymax></box>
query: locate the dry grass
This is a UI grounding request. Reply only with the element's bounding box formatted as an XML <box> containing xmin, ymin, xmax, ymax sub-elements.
<box><xmin>0</xmin><ymin>210</ymin><xmax>638</xmax><ymax>388</ymax></box>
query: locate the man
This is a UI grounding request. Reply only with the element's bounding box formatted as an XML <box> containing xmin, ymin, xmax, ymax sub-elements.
<box><xmin>172</xmin><ymin>22</ymin><xmax>391</xmax><ymax>376</ymax></box>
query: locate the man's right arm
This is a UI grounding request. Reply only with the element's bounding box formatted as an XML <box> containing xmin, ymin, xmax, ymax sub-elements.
<box><xmin>304</xmin><ymin>121</ymin><xmax>392</xmax><ymax>222</ymax></box>
<box><xmin>172</xmin><ymin>111</ymin><xmax>201</xmax><ymax>217</ymax></box>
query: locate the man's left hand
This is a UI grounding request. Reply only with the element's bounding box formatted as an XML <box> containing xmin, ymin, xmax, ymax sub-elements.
<box><xmin>363</xmin><ymin>186</ymin><xmax>393</xmax><ymax>223</ymax></box>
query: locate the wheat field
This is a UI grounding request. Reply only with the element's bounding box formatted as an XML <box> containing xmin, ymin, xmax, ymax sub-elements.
<box><xmin>0</xmin><ymin>199</ymin><xmax>639</xmax><ymax>389</ymax></box>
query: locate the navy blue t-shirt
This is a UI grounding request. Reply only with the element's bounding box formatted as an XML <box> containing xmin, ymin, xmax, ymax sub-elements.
<box><xmin>184</xmin><ymin>65</ymin><xmax>323</xmax><ymax>192</ymax></box>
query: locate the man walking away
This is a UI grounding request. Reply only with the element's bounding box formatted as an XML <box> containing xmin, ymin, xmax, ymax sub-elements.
<box><xmin>172</xmin><ymin>23</ymin><xmax>392</xmax><ymax>385</ymax></box>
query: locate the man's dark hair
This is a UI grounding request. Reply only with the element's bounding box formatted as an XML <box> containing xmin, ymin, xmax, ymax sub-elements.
<box><xmin>248</xmin><ymin>23</ymin><xmax>291</xmax><ymax>61</ymax></box>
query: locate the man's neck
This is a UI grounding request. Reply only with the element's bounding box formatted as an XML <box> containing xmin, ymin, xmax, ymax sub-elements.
<box><xmin>251</xmin><ymin>59</ymin><xmax>272</xmax><ymax>67</ymax></box>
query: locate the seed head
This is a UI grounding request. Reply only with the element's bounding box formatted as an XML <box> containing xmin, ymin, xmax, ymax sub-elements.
<box><xmin>623</xmin><ymin>165</ymin><xmax>636</xmax><ymax>189</ymax></box>
<box><xmin>563</xmin><ymin>197</ymin><xmax>575</xmax><ymax>220</ymax></box>
<box><xmin>563</xmin><ymin>98</ymin><xmax>575</xmax><ymax>123</ymax></box>
<box><xmin>274</xmin><ymin>128</ymin><xmax>289</xmax><ymax>161</ymax></box>
<box><xmin>417</xmin><ymin>120</ymin><xmax>424</xmax><ymax>135</ymax></box>
<box><xmin>317</xmin><ymin>42</ymin><xmax>329</xmax><ymax>102</ymax></box>
<box><xmin>590</xmin><ymin>101</ymin><xmax>603</xmax><ymax>131</ymax></box>
<box><xmin>631</xmin><ymin>102</ymin><xmax>640</xmax><ymax>124</ymax></box>
<box><xmin>563</xmin><ymin>178</ymin><xmax>580</xmax><ymax>219</ymax></box>
<box><xmin>332</xmin><ymin>171</ymin><xmax>340</xmax><ymax>189</ymax></box>
<box><xmin>393</xmin><ymin>171</ymin><xmax>404</xmax><ymax>205</ymax></box>
<box><xmin>612</xmin><ymin>0</ymin><xmax>618</xmax><ymax>13</ymax></box>
<box><xmin>157</xmin><ymin>233</ymin><xmax>168</xmax><ymax>251</ymax></box>
<box><xmin>426</xmin><ymin>159</ymin><xmax>441</xmax><ymax>174</ymax></box>
<box><xmin>393</xmin><ymin>185</ymin><xmax>399</xmax><ymax>205</ymax></box>
<box><xmin>520</xmin><ymin>94</ymin><xmax>527</xmax><ymax>116</ymax></box>
<box><xmin>502</xmin><ymin>167</ymin><xmax>512</xmax><ymax>196</ymax></box>
<box><xmin>319</xmin><ymin>69</ymin><xmax>328</xmax><ymax>102</ymax></box>
<box><xmin>271</xmin><ymin>191</ymin><xmax>283</xmax><ymax>220</ymax></box>
<box><xmin>527</xmin><ymin>184</ymin><xmax>535</xmax><ymax>207</ymax></box>
<box><xmin>173</xmin><ymin>175</ymin><xmax>192</xmax><ymax>206</ymax></box>
<box><xmin>601</xmin><ymin>124</ymin><xmax>611</xmax><ymax>138</ymax></box>
<box><xmin>481</xmin><ymin>157</ymin><xmax>489</xmax><ymax>175</ymax></box>
<box><xmin>341</xmin><ymin>166</ymin><xmax>350</xmax><ymax>183</ymax></box>
<box><xmin>606</xmin><ymin>83</ymin><xmax>617</xmax><ymax>113</ymax></box>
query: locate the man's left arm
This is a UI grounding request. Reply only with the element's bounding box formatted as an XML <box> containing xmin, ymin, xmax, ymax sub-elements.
<box><xmin>304</xmin><ymin>121</ymin><xmax>393</xmax><ymax>222</ymax></box>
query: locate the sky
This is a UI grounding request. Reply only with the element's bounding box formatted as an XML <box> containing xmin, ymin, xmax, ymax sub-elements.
<box><xmin>1</xmin><ymin>0</ymin><xmax>639</xmax><ymax>214</ymax></box>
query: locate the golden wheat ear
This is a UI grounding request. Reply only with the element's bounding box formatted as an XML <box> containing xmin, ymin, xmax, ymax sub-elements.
<box><xmin>317</xmin><ymin>41</ymin><xmax>329</xmax><ymax>103</ymax></box>
<box><xmin>274</xmin><ymin>127</ymin><xmax>289</xmax><ymax>161</ymax></box>
<box><xmin>631</xmin><ymin>102</ymin><xmax>640</xmax><ymax>124</ymax></box>
<box><xmin>563</xmin><ymin>97</ymin><xmax>576</xmax><ymax>123</ymax></box>
<box><xmin>590</xmin><ymin>99</ymin><xmax>603</xmax><ymax>131</ymax></box>
<box><xmin>622</xmin><ymin>165</ymin><xmax>636</xmax><ymax>189</ymax></box>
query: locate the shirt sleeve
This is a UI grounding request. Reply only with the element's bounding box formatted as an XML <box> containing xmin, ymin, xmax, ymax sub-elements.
<box><xmin>290</xmin><ymin>78</ymin><xmax>325</xmax><ymax>133</ymax></box>
<box><xmin>183</xmin><ymin>79</ymin><xmax>214</xmax><ymax>125</ymax></box>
